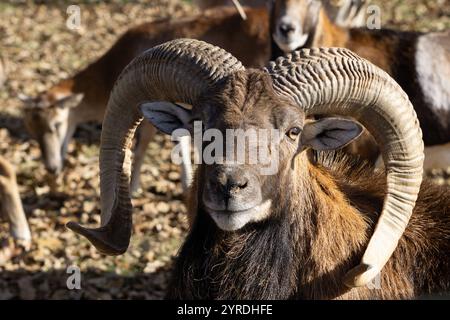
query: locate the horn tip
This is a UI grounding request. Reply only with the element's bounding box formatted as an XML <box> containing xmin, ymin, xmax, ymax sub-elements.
<box><xmin>343</xmin><ymin>263</ymin><xmax>379</xmax><ymax>288</ymax></box>
<box><xmin>66</xmin><ymin>221</ymin><xmax>84</xmax><ymax>234</ymax></box>
<box><xmin>66</xmin><ymin>221</ymin><xmax>128</xmax><ymax>256</ymax></box>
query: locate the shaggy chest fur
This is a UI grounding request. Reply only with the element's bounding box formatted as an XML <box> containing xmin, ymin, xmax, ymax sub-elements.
<box><xmin>167</xmin><ymin>211</ymin><xmax>297</xmax><ymax>299</ymax></box>
<box><xmin>167</xmin><ymin>154</ymin><xmax>450</xmax><ymax>300</ymax></box>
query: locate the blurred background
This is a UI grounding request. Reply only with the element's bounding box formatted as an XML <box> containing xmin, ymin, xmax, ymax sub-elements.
<box><xmin>0</xmin><ymin>0</ymin><xmax>449</xmax><ymax>299</ymax></box>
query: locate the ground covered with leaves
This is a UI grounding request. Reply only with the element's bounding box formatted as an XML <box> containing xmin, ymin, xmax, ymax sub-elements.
<box><xmin>0</xmin><ymin>0</ymin><xmax>449</xmax><ymax>299</ymax></box>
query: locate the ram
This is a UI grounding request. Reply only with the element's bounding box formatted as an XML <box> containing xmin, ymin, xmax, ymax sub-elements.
<box><xmin>0</xmin><ymin>156</ymin><xmax>31</xmax><ymax>264</ymax></box>
<box><xmin>68</xmin><ymin>40</ymin><xmax>450</xmax><ymax>299</ymax></box>
<box><xmin>271</xmin><ymin>0</ymin><xmax>450</xmax><ymax>166</ymax></box>
<box><xmin>21</xmin><ymin>6</ymin><xmax>270</xmax><ymax>192</ymax></box>
<box><xmin>196</xmin><ymin>0</ymin><xmax>368</xmax><ymax>27</ymax></box>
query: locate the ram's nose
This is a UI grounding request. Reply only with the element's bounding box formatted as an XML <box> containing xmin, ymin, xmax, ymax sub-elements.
<box><xmin>215</xmin><ymin>170</ymin><xmax>249</xmax><ymax>205</ymax></box>
<box><xmin>204</xmin><ymin>166</ymin><xmax>261</xmax><ymax>212</ymax></box>
<box><xmin>278</xmin><ymin>22</ymin><xmax>298</xmax><ymax>38</ymax></box>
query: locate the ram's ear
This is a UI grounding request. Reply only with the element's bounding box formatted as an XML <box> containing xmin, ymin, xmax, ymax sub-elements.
<box><xmin>301</xmin><ymin>117</ymin><xmax>363</xmax><ymax>151</ymax></box>
<box><xmin>140</xmin><ymin>102</ymin><xmax>192</xmax><ymax>135</ymax></box>
<box><xmin>18</xmin><ymin>93</ymin><xmax>36</xmax><ymax>108</ymax></box>
<box><xmin>310</xmin><ymin>0</ymin><xmax>322</xmax><ymax>14</ymax></box>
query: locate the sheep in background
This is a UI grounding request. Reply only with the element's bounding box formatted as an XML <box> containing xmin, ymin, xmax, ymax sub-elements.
<box><xmin>196</xmin><ymin>0</ymin><xmax>369</xmax><ymax>27</ymax></box>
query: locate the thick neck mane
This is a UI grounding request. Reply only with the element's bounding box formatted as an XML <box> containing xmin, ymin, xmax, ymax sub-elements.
<box><xmin>168</xmin><ymin>152</ymin><xmax>450</xmax><ymax>299</ymax></box>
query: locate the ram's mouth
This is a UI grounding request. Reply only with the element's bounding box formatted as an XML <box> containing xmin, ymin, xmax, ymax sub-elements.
<box><xmin>205</xmin><ymin>200</ymin><xmax>272</xmax><ymax>231</ymax></box>
<box><xmin>273</xmin><ymin>32</ymin><xmax>309</xmax><ymax>53</ymax></box>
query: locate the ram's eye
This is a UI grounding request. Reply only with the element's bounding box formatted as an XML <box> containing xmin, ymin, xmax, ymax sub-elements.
<box><xmin>287</xmin><ymin>127</ymin><xmax>302</xmax><ymax>140</ymax></box>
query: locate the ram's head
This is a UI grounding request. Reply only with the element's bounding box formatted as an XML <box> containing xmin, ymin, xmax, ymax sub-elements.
<box><xmin>67</xmin><ymin>39</ymin><xmax>424</xmax><ymax>288</ymax></box>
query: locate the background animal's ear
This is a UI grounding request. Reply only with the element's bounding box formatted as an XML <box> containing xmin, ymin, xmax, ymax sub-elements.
<box><xmin>18</xmin><ymin>93</ymin><xmax>35</xmax><ymax>107</ymax></box>
<box><xmin>301</xmin><ymin>117</ymin><xmax>363</xmax><ymax>151</ymax></box>
<box><xmin>140</xmin><ymin>102</ymin><xmax>192</xmax><ymax>135</ymax></box>
<box><xmin>309</xmin><ymin>0</ymin><xmax>323</xmax><ymax>20</ymax></box>
<box><xmin>55</xmin><ymin>93</ymin><xmax>84</xmax><ymax>109</ymax></box>
<box><xmin>308</xmin><ymin>0</ymin><xmax>321</xmax><ymax>9</ymax></box>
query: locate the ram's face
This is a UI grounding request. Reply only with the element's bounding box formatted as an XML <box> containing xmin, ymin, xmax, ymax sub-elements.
<box><xmin>196</xmin><ymin>72</ymin><xmax>306</xmax><ymax>231</ymax></box>
<box><xmin>141</xmin><ymin>70</ymin><xmax>363</xmax><ymax>232</ymax></box>
<box><xmin>272</xmin><ymin>0</ymin><xmax>322</xmax><ymax>52</ymax></box>
<box><xmin>141</xmin><ymin>71</ymin><xmax>305</xmax><ymax>231</ymax></box>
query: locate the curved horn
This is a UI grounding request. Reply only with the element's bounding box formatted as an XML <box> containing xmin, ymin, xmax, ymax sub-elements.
<box><xmin>265</xmin><ymin>48</ymin><xmax>424</xmax><ymax>287</ymax></box>
<box><xmin>67</xmin><ymin>39</ymin><xmax>245</xmax><ymax>255</ymax></box>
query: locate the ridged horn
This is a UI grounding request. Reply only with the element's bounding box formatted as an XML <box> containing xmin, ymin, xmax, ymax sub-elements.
<box><xmin>67</xmin><ymin>39</ymin><xmax>245</xmax><ymax>255</ymax></box>
<box><xmin>265</xmin><ymin>47</ymin><xmax>424</xmax><ymax>287</ymax></box>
